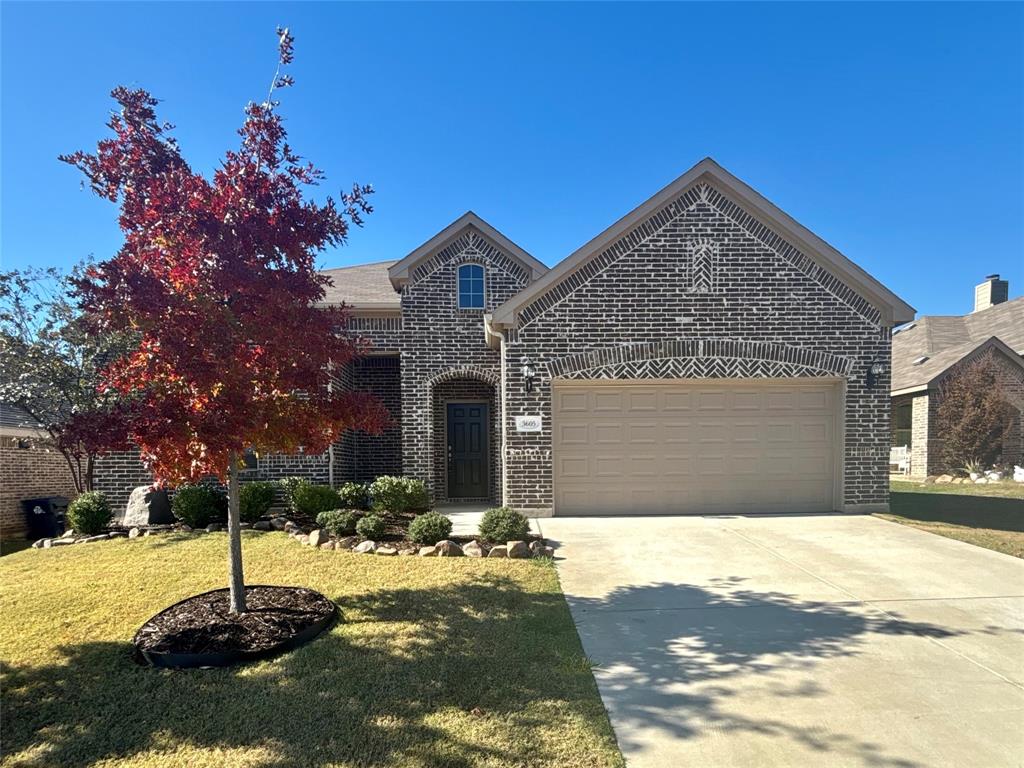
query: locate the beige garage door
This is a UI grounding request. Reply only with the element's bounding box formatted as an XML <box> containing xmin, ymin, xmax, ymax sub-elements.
<box><xmin>552</xmin><ymin>380</ymin><xmax>840</xmax><ymax>515</ymax></box>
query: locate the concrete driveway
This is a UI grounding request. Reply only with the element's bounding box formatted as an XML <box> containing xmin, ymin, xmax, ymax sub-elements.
<box><xmin>537</xmin><ymin>513</ymin><xmax>1024</xmax><ymax>768</ymax></box>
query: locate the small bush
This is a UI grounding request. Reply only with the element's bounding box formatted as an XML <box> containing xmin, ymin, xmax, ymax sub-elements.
<box><xmin>369</xmin><ymin>476</ymin><xmax>429</xmax><ymax>513</ymax></box>
<box><xmin>239</xmin><ymin>481</ymin><xmax>276</xmax><ymax>523</ymax></box>
<box><xmin>355</xmin><ymin>513</ymin><xmax>386</xmax><ymax>540</ymax></box>
<box><xmin>172</xmin><ymin>484</ymin><xmax>227</xmax><ymax>528</ymax></box>
<box><xmin>291</xmin><ymin>484</ymin><xmax>342</xmax><ymax>518</ymax></box>
<box><xmin>316</xmin><ymin>509</ymin><xmax>359</xmax><ymax>537</ymax></box>
<box><xmin>479</xmin><ymin>507</ymin><xmax>530</xmax><ymax>543</ymax></box>
<box><xmin>408</xmin><ymin>512</ymin><xmax>453</xmax><ymax>545</ymax></box>
<box><xmin>337</xmin><ymin>482</ymin><xmax>369</xmax><ymax>510</ymax></box>
<box><xmin>278</xmin><ymin>476</ymin><xmax>310</xmax><ymax>514</ymax></box>
<box><xmin>66</xmin><ymin>491</ymin><xmax>112</xmax><ymax>535</ymax></box>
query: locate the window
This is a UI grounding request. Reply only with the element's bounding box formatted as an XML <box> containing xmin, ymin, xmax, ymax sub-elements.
<box><xmin>892</xmin><ymin>402</ymin><xmax>912</xmax><ymax>448</ymax></box>
<box><xmin>242</xmin><ymin>447</ymin><xmax>259</xmax><ymax>471</ymax></box>
<box><xmin>457</xmin><ymin>264</ymin><xmax>485</xmax><ymax>309</ymax></box>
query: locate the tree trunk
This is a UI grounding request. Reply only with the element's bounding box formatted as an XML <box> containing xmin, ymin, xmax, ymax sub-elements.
<box><xmin>227</xmin><ymin>453</ymin><xmax>247</xmax><ymax>614</ymax></box>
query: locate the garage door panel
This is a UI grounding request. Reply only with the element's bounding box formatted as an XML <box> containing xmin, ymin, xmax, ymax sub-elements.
<box><xmin>553</xmin><ymin>380</ymin><xmax>838</xmax><ymax>516</ymax></box>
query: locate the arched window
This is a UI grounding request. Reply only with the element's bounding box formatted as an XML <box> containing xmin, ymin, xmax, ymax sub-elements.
<box><xmin>457</xmin><ymin>263</ymin><xmax>485</xmax><ymax>309</ymax></box>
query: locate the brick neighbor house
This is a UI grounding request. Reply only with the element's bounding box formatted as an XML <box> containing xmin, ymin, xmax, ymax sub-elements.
<box><xmin>95</xmin><ymin>158</ymin><xmax>915</xmax><ymax>517</ymax></box>
<box><xmin>890</xmin><ymin>276</ymin><xmax>1023</xmax><ymax>477</ymax></box>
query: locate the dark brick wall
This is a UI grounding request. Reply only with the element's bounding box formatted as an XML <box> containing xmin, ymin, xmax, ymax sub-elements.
<box><xmin>397</xmin><ymin>228</ymin><xmax>532</xmax><ymax>503</ymax></box>
<box><xmin>502</xmin><ymin>181</ymin><xmax>892</xmax><ymax>513</ymax></box>
<box><xmin>334</xmin><ymin>355</ymin><xmax>403</xmax><ymax>483</ymax></box>
<box><xmin>1</xmin><ymin>437</ymin><xmax>79</xmax><ymax>538</ymax></box>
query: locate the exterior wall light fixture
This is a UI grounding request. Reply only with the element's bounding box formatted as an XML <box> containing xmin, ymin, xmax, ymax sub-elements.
<box><xmin>521</xmin><ymin>358</ymin><xmax>537</xmax><ymax>393</ymax></box>
<box><xmin>866</xmin><ymin>359</ymin><xmax>886</xmax><ymax>390</ymax></box>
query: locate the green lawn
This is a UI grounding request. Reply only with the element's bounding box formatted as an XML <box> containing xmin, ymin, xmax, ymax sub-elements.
<box><xmin>881</xmin><ymin>480</ymin><xmax>1024</xmax><ymax>558</ymax></box>
<box><xmin>0</xmin><ymin>532</ymin><xmax>623</xmax><ymax>768</ymax></box>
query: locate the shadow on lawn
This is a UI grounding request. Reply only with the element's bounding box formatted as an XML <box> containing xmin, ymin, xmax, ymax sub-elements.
<box><xmin>1</xmin><ymin>574</ymin><xmax>614</xmax><ymax>768</ymax></box>
<box><xmin>4</xmin><ymin>573</ymin><xmax>1010</xmax><ymax>768</ymax></box>
<box><xmin>565</xmin><ymin>577</ymin><xmax>1007</xmax><ymax>768</ymax></box>
<box><xmin>890</xmin><ymin>491</ymin><xmax>1024</xmax><ymax>532</ymax></box>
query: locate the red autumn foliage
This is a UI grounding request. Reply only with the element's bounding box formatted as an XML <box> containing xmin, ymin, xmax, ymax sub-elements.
<box><xmin>60</xmin><ymin>29</ymin><xmax>387</xmax><ymax>486</ymax></box>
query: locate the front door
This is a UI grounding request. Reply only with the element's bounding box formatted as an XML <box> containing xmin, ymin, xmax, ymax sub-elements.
<box><xmin>447</xmin><ymin>402</ymin><xmax>489</xmax><ymax>498</ymax></box>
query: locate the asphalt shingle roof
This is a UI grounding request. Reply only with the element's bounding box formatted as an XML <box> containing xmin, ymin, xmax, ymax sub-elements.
<box><xmin>319</xmin><ymin>261</ymin><xmax>400</xmax><ymax>309</ymax></box>
<box><xmin>891</xmin><ymin>296</ymin><xmax>1024</xmax><ymax>391</ymax></box>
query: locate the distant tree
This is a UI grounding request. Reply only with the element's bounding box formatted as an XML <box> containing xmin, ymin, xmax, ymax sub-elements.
<box><xmin>61</xmin><ymin>28</ymin><xmax>387</xmax><ymax>613</ymax></box>
<box><xmin>936</xmin><ymin>355</ymin><xmax>1016</xmax><ymax>471</ymax></box>
<box><xmin>0</xmin><ymin>264</ymin><xmax>134</xmax><ymax>492</ymax></box>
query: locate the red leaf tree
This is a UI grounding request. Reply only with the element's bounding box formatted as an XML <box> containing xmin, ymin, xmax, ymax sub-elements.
<box><xmin>62</xmin><ymin>29</ymin><xmax>387</xmax><ymax>612</ymax></box>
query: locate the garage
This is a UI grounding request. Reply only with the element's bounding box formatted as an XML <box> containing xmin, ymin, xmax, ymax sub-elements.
<box><xmin>552</xmin><ymin>379</ymin><xmax>841</xmax><ymax>515</ymax></box>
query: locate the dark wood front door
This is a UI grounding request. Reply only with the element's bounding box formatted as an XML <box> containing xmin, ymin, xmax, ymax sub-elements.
<box><xmin>447</xmin><ymin>402</ymin><xmax>489</xmax><ymax>498</ymax></box>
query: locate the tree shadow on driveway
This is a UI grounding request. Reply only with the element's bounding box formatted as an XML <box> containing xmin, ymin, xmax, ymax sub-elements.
<box><xmin>565</xmin><ymin>577</ymin><xmax>1005</xmax><ymax>768</ymax></box>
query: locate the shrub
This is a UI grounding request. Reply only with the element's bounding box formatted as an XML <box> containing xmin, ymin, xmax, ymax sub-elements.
<box><xmin>369</xmin><ymin>475</ymin><xmax>429</xmax><ymax>513</ymax></box>
<box><xmin>172</xmin><ymin>483</ymin><xmax>227</xmax><ymax>528</ymax></box>
<box><xmin>337</xmin><ymin>482</ymin><xmax>369</xmax><ymax>510</ymax></box>
<box><xmin>936</xmin><ymin>357</ymin><xmax>1016</xmax><ymax>471</ymax></box>
<box><xmin>479</xmin><ymin>507</ymin><xmax>530</xmax><ymax>543</ymax></box>
<box><xmin>355</xmin><ymin>513</ymin><xmax>386</xmax><ymax>540</ymax></box>
<box><xmin>239</xmin><ymin>481</ymin><xmax>276</xmax><ymax>523</ymax></box>
<box><xmin>66</xmin><ymin>491</ymin><xmax>112</xmax><ymax>535</ymax></box>
<box><xmin>316</xmin><ymin>509</ymin><xmax>359</xmax><ymax>537</ymax></box>
<box><xmin>291</xmin><ymin>483</ymin><xmax>342</xmax><ymax>518</ymax></box>
<box><xmin>408</xmin><ymin>511</ymin><xmax>453</xmax><ymax>545</ymax></box>
<box><xmin>278</xmin><ymin>476</ymin><xmax>310</xmax><ymax>514</ymax></box>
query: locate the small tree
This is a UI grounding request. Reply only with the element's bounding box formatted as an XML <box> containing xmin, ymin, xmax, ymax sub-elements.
<box><xmin>61</xmin><ymin>29</ymin><xmax>387</xmax><ymax>613</ymax></box>
<box><xmin>935</xmin><ymin>355</ymin><xmax>1016</xmax><ymax>471</ymax></box>
<box><xmin>0</xmin><ymin>264</ymin><xmax>134</xmax><ymax>492</ymax></box>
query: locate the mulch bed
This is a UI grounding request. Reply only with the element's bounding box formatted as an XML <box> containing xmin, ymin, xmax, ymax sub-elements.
<box><xmin>134</xmin><ymin>585</ymin><xmax>335</xmax><ymax>663</ymax></box>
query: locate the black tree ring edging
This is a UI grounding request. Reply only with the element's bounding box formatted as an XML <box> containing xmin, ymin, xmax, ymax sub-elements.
<box><xmin>132</xmin><ymin>585</ymin><xmax>337</xmax><ymax>669</ymax></box>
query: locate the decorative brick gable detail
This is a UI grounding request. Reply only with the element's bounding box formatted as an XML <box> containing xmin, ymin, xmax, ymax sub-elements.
<box><xmin>502</xmin><ymin>184</ymin><xmax>890</xmax><ymax>513</ymax></box>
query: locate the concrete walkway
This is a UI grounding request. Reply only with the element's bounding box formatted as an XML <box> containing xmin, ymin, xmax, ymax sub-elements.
<box><xmin>537</xmin><ymin>513</ymin><xmax>1024</xmax><ymax>768</ymax></box>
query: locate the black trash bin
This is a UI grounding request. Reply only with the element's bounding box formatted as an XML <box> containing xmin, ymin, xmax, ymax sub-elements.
<box><xmin>22</xmin><ymin>496</ymin><xmax>70</xmax><ymax>540</ymax></box>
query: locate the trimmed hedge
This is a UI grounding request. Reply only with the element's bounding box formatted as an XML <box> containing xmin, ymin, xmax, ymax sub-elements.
<box><xmin>172</xmin><ymin>484</ymin><xmax>227</xmax><ymax>529</ymax></box>
<box><xmin>407</xmin><ymin>512</ymin><xmax>453</xmax><ymax>545</ymax></box>
<box><xmin>479</xmin><ymin>507</ymin><xmax>530</xmax><ymax>543</ymax></box>
<box><xmin>291</xmin><ymin>484</ymin><xmax>342</xmax><ymax>518</ymax></box>
<box><xmin>316</xmin><ymin>509</ymin><xmax>359</xmax><ymax>537</ymax></box>
<box><xmin>66</xmin><ymin>491</ymin><xmax>112</xmax><ymax>535</ymax></box>
<box><xmin>239</xmin><ymin>481</ymin><xmax>276</xmax><ymax>523</ymax></box>
<box><xmin>369</xmin><ymin>476</ymin><xmax>429</xmax><ymax>514</ymax></box>
<box><xmin>355</xmin><ymin>514</ymin><xmax>386</xmax><ymax>540</ymax></box>
<box><xmin>337</xmin><ymin>482</ymin><xmax>369</xmax><ymax>510</ymax></box>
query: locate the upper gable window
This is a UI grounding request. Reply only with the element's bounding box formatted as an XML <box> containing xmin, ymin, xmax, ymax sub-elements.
<box><xmin>457</xmin><ymin>263</ymin><xmax>485</xmax><ymax>309</ymax></box>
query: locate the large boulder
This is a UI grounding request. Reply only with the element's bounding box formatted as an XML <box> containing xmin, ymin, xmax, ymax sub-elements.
<box><xmin>122</xmin><ymin>486</ymin><xmax>174</xmax><ymax>527</ymax></box>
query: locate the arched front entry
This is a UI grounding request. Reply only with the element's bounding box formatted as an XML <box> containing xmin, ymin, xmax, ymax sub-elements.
<box><xmin>428</xmin><ymin>371</ymin><xmax>500</xmax><ymax>504</ymax></box>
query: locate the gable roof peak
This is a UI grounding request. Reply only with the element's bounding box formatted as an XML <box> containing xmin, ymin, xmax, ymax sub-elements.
<box><xmin>388</xmin><ymin>211</ymin><xmax>546</xmax><ymax>288</ymax></box>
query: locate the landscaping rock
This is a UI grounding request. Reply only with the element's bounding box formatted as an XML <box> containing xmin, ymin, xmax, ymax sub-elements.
<box><xmin>308</xmin><ymin>529</ymin><xmax>330</xmax><ymax>548</ymax></box>
<box><xmin>533</xmin><ymin>545</ymin><xmax>555</xmax><ymax>558</ymax></box>
<box><xmin>205</xmin><ymin>524</ymin><xmax>222</xmax><ymax>533</ymax></box>
<box><xmin>435</xmin><ymin>540</ymin><xmax>463</xmax><ymax>557</ymax></box>
<box><xmin>109</xmin><ymin>531</ymin><xmax>128</xmax><ymax>538</ymax></box>
<box><xmin>253</xmin><ymin>521</ymin><xmax>273</xmax><ymax>531</ymax></box>
<box><xmin>239</xmin><ymin>522</ymin><xmax>251</xmax><ymax>529</ymax></box>
<box><xmin>354</xmin><ymin>540</ymin><xmax>377</xmax><ymax>554</ymax></box>
<box><xmin>507</xmin><ymin>541</ymin><xmax>531</xmax><ymax>559</ymax></box>
<box><xmin>270</xmin><ymin>517</ymin><xmax>289</xmax><ymax>531</ymax></box>
<box><xmin>82</xmin><ymin>534</ymin><xmax>110</xmax><ymax>544</ymax></box>
<box><xmin>297</xmin><ymin>534</ymin><xmax>311</xmax><ymax>546</ymax></box>
<box><xmin>487</xmin><ymin>545</ymin><xmax>508</xmax><ymax>558</ymax></box>
<box><xmin>33</xmin><ymin>538</ymin><xmax>49</xmax><ymax>549</ymax></box>
<box><xmin>284</xmin><ymin>521</ymin><xmax>300</xmax><ymax>533</ymax></box>
<box><xmin>337</xmin><ymin>536</ymin><xmax>360</xmax><ymax>550</ymax></box>
<box><xmin>128</xmin><ymin>527</ymin><xmax>143</xmax><ymax>539</ymax></box>
<box><xmin>122</xmin><ymin>486</ymin><xmax>174</xmax><ymax>527</ymax></box>
<box><xmin>934</xmin><ymin>474</ymin><xmax>954</xmax><ymax>484</ymax></box>
<box><xmin>319</xmin><ymin>541</ymin><xmax>336</xmax><ymax>551</ymax></box>
<box><xmin>975</xmin><ymin>478</ymin><xmax>989</xmax><ymax>484</ymax></box>
<box><xmin>462</xmin><ymin>540</ymin><xmax>484</xmax><ymax>558</ymax></box>
<box><xmin>399</xmin><ymin>548</ymin><xmax>417</xmax><ymax>556</ymax></box>
<box><xmin>951</xmin><ymin>477</ymin><xmax>964</xmax><ymax>484</ymax></box>
<box><xmin>376</xmin><ymin>546</ymin><xmax>398</xmax><ymax>556</ymax></box>
<box><xmin>418</xmin><ymin>545</ymin><xmax>438</xmax><ymax>557</ymax></box>
<box><xmin>923</xmin><ymin>476</ymin><xmax>937</xmax><ymax>484</ymax></box>
<box><xmin>179</xmin><ymin>524</ymin><xmax>193</xmax><ymax>533</ymax></box>
<box><xmin>50</xmin><ymin>538</ymin><xmax>75</xmax><ymax>547</ymax></box>
<box><xmin>60</xmin><ymin>528</ymin><xmax>76</xmax><ymax>539</ymax></box>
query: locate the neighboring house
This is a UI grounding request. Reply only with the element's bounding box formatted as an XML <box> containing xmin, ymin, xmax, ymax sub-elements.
<box><xmin>95</xmin><ymin>158</ymin><xmax>914</xmax><ymax>516</ymax></box>
<box><xmin>0</xmin><ymin>403</ymin><xmax>79</xmax><ymax>538</ymax></box>
<box><xmin>891</xmin><ymin>277</ymin><xmax>1024</xmax><ymax>477</ymax></box>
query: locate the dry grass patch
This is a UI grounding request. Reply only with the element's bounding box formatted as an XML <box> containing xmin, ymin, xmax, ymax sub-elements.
<box><xmin>0</xmin><ymin>532</ymin><xmax>623</xmax><ymax>768</ymax></box>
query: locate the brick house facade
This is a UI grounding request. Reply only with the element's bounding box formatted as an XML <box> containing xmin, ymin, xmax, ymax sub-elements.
<box><xmin>890</xmin><ymin>283</ymin><xmax>1023</xmax><ymax>477</ymax></box>
<box><xmin>92</xmin><ymin>158</ymin><xmax>914</xmax><ymax>517</ymax></box>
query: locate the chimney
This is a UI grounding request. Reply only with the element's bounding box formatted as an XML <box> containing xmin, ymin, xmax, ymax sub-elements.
<box><xmin>973</xmin><ymin>274</ymin><xmax>1009</xmax><ymax>312</ymax></box>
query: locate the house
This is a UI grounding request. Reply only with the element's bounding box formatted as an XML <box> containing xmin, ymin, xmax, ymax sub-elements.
<box><xmin>0</xmin><ymin>403</ymin><xmax>79</xmax><ymax>537</ymax></box>
<box><xmin>95</xmin><ymin>158</ymin><xmax>914</xmax><ymax>517</ymax></box>
<box><xmin>890</xmin><ymin>277</ymin><xmax>1024</xmax><ymax>477</ymax></box>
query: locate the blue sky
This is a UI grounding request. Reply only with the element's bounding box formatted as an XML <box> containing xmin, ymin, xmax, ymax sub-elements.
<box><xmin>2</xmin><ymin>2</ymin><xmax>1021</xmax><ymax>317</ymax></box>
